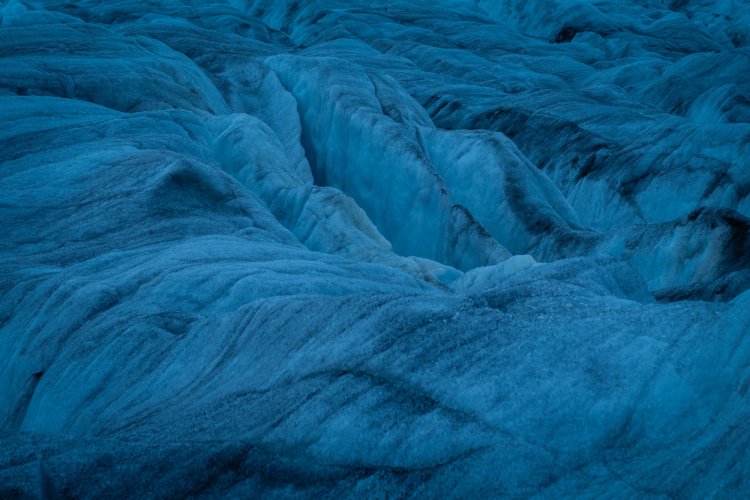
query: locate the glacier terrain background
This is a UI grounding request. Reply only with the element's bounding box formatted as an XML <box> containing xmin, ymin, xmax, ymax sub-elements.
<box><xmin>1</xmin><ymin>0</ymin><xmax>749</xmax><ymax>497</ymax></box>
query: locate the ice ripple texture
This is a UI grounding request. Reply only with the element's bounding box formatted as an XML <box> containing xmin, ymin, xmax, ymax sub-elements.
<box><xmin>1</xmin><ymin>0</ymin><xmax>749</xmax><ymax>497</ymax></box>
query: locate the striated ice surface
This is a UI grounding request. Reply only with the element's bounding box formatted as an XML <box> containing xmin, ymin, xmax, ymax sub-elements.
<box><xmin>1</xmin><ymin>0</ymin><xmax>749</xmax><ymax>497</ymax></box>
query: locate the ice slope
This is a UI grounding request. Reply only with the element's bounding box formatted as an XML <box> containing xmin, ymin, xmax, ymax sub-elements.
<box><xmin>1</xmin><ymin>0</ymin><xmax>749</xmax><ymax>497</ymax></box>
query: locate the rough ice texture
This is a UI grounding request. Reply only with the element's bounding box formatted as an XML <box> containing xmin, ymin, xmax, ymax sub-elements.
<box><xmin>1</xmin><ymin>0</ymin><xmax>749</xmax><ymax>497</ymax></box>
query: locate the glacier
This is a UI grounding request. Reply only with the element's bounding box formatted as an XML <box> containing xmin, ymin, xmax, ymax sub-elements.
<box><xmin>1</xmin><ymin>0</ymin><xmax>749</xmax><ymax>497</ymax></box>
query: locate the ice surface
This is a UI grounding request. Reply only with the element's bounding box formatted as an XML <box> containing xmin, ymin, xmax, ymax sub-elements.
<box><xmin>1</xmin><ymin>0</ymin><xmax>749</xmax><ymax>497</ymax></box>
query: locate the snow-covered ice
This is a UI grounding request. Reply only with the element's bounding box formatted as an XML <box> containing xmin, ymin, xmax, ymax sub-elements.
<box><xmin>1</xmin><ymin>0</ymin><xmax>749</xmax><ymax>497</ymax></box>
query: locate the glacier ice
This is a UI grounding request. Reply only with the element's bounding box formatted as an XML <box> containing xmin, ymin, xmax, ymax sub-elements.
<box><xmin>1</xmin><ymin>0</ymin><xmax>749</xmax><ymax>497</ymax></box>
